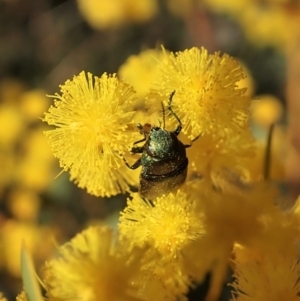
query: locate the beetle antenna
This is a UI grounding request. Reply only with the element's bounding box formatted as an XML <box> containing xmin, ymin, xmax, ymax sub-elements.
<box><xmin>263</xmin><ymin>123</ymin><xmax>274</xmax><ymax>180</ymax></box>
<box><xmin>168</xmin><ymin>91</ymin><xmax>182</xmax><ymax>135</ymax></box>
<box><xmin>133</xmin><ymin>123</ymin><xmax>147</xmax><ymax>145</ymax></box>
<box><xmin>161</xmin><ymin>101</ymin><xmax>166</xmax><ymax>129</ymax></box>
<box><xmin>137</xmin><ymin>123</ymin><xmax>144</xmax><ymax>134</ymax></box>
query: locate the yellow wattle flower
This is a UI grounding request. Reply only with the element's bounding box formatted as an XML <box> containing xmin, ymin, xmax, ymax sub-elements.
<box><xmin>119</xmin><ymin>190</ymin><xmax>205</xmax><ymax>299</ymax></box>
<box><xmin>201</xmin><ymin>0</ymin><xmax>300</xmax><ymax>50</ymax></box>
<box><xmin>118</xmin><ymin>49</ymin><xmax>168</xmax><ymax>102</ymax></box>
<box><xmin>251</xmin><ymin>95</ymin><xmax>284</xmax><ymax>128</ymax></box>
<box><xmin>15</xmin><ymin>128</ymin><xmax>56</xmax><ymax>192</ymax></box>
<box><xmin>0</xmin><ymin>293</ymin><xmax>7</xmax><ymax>301</ymax></box>
<box><xmin>119</xmin><ymin>190</ymin><xmax>205</xmax><ymax>259</ymax></box>
<box><xmin>44</xmin><ymin>226</ymin><xmax>141</xmax><ymax>301</ymax></box>
<box><xmin>187</xmin><ymin>127</ymin><xmax>256</xmax><ymax>191</ymax></box>
<box><xmin>187</xmin><ymin>181</ymin><xmax>278</xmax><ymax>249</ymax></box>
<box><xmin>43</xmin><ymin>71</ymin><xmax>140</xmax><ymax>197</ymax></box>
<box><xmin>231</xmin><ymin>244</ymin><xmax>300</xmax><ymax>301</ymax></box>
<box><xmin>148</xmin><ymin>47</ymin><xmax>251</xmax><ymax>139</ymax></box>
<box><xmin>20</xmin><ymin>89</ymin><xmax>50</xmax><ymax>122</ymax></box>
<box><xmin>0</xmin><ymin>105</ymin><xmax>24</xmax><ymax>145</ymax></box>
<box><xmin>16</xmin><ymin>292</ymin><xmax>28</xmax><ymax>301</ymax></box>
<box><xmin>76</xmin><ymin>0</ymin><xmax>158</xmax><ymax>29</ymax></box>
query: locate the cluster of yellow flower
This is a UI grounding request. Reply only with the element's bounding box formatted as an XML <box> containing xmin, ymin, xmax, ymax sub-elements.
<box><xmin>37</xmin><ymin>46</ymin><xmax>299</xmax><ymax>301</ymax></box>
<box><xmin>0</xmin><ymin>80</ymin><xmax>57</xmax><ymax>278</ymax></box>
<box><xmin>75</xmin><ymin>0</ymin><xmax>200</xmax><ymax>29</ymax></box>
<box><xmin>76</xmin><ymin>0</ymin><xmax>159</xmax><ymax>29</ymax></box>
<box><xmin>43</xmin><ymin>47</ymin><xmax>258</xmax><ymax>197</ymax></box>
<box><xmin>202</xmin><ymin>0</ymin><xmax>300</xmax><ymax>51</ymax></box>
<box><xmin>76</xmin><ymin>0</ymin><xmax>300</xmax><ymax>52</ymax></box>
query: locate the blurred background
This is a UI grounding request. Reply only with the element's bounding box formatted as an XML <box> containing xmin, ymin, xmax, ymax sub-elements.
<box><xmin>0</xmin><ymin>0</ymin><xmax>299</xmax><ymax>300</ymax></box>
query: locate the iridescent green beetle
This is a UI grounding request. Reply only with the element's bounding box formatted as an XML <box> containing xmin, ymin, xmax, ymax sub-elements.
<box><xmin>124</xmin><ymin>91</ymin><xmax>198</xmax><ymax>200</ymax></box>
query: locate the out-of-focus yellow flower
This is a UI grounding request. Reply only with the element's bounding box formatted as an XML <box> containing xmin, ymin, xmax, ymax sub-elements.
<box><xmin>188</xmin><ymin>181</ymin><xmax>277</xmax><ymax>247</ymax></box>
<box><xmin>118</xmin><ymin>49</ymin><xmax>168</xmax><ymax>103</ymax></box>
<box><xmin>204</xmin><ymin>189</ymin><xmax>263</xmax><ymax>246</ymax></box>
<box><xmin>15</xmin><ymin>128</ymin><xmax>57</xmax><ymax>192</ymax></box>
<box><xmin>231</xmin><ymin>198</ymin><xmax>299</xmax><ymax>260</ymax></box>
<box><xmin>0</xmin><ymin>106</ymin><xmax>24</xmax><ymax>146</ymax></box>
<box><xmin>187</xmin><ymin>127</ymin><xmax>256</xmax><ymax>191</ymax></box>
<box><xmin>44</xmin><ymin>226</ymin><xmax>140</xmax><ymax>301</ymax></box>
<box><xmin>77</xmin><ymin>0</ymin><xmax>123</xmax><ymax>29</ymax></box>
<box><xmin>8</xmin><ymin>190</ymin><xmax>40</xmax><ymax>221</ymax></box>
<box><xmin>0</xmin><ymin>293</ymin><xmax>7</xmax><ymax>301</ymax></box>
<box><xmin>292</xmin><ymin>196</ymin><xmax>300</xmax><ymax>218</ymax></box>
<box><xmin>43</xmin><ymin>71</ymin><xmax>140</xmax><ymax>197</ymax></box>
<box><xmin>289</xmin><ymin>196</ymin><xmax>300</xmax><ymax>228</ymax></box>
<box><xmin>22</xmin><ymin>128</ymin><xmax>55</xmax><ymax>162</ymax></box>
<box><xmin>149</xmin><ymin>47</ymin><xmax>251</xmax><ymax>139</ymax></box>
<box><xmin>180</xmin><ymin>223</ymin><xmax>231</xmax><ymax>287</ymax></box>
<box><xmin>16</xmin><ymin>157</ymin><xmax>55</xmax><ymax>192</ymax></box>
<box><xmin>251</xmin><ymin>95</ymin><xmax>284</xmax><ymax>128</ymax></box>
<box><xmin>123</xmin><ymin>0</ymin><xmax>158</xmax><ymax>23</ymax></box>
<box><xmin>20</xmin><ymin>89</ymin><xmax>50</xmax><ymax>122</ymax></box>
<box><xmin>257</xmin><ymin>207</ymin><xmax>300</xmax><ymax>256</ymax></box>
<box><xmin>201</xmin><ymin>0</ymin><xmax>300</xmax><ymax>50</ymax></box>
<box><xmin>16</xmin><ymin>291</ymin><xmax>28</xmax><ymax>301</ymax></box>
<box><xmin>240</xmin><ymin>3</ymin><xmax>300</xmax><ymax>50</ymax></box>
<box><xmin>130</xmin><ymin>270</ymin><xmax>173</xmax><ymax>301</ymax></box>
<box><xmin>1</xmin><ymin>220</ymin><xmax>46</xmax><ymax>277</ymax></box>
<box><xmin>231</xmin><ymin>244</ymin><xmax>300</xmax><ymax>301</ymax></box>
<box><xmin>77</xmin><ymin>0</ymin><xmax>158</xmax><ymax>30</ymax></box>
<box><xmin>245</xmin><ymin>135</ymin><xmax>286</xmax><ymax>182</ymax></box>
<box><xmin>185</xmin><ymin>182</ymin><xmax>297</xmax><ymax>300</ymax></box>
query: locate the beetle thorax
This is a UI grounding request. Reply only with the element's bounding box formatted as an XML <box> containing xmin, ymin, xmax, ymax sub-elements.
<box><xmin>145</xmin><ymin>127</ymin><xmax>180</xmax><ymax>159</ymax></box>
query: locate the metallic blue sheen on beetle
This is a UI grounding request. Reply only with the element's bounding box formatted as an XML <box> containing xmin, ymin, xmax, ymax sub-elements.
<box><xmin>124</xmin><ymin>91</ymin><xmax>198</xmax><ymax>200</ymax></box>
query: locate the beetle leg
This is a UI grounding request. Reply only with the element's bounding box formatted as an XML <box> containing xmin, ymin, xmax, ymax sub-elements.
<box><xmin>161</xmin><ymin>101</ymin><xmax>166</xmax><ymax>129</ymax></box>
<box><xmin>191</xmin><ymin>134</ymin><xmax>201</xmax><ymax>142</ymax></box>
<box><xmin>123</xmin><ymin>157</ymin><xmax>142</xmax><ymax>169</ymax></box>
<box><xmin>133</xmin><ymin>137</ymin><xmax>146</xmax><ymax>145</ymax></box>
<box><xmin>131</xmin><ymin>146</ymin><xmax>144</xmax><ymax>154</ymax></box>
<box><xmin>184</xmin><ymin>134</ymin><xmax>201</xmax><ymax>148</ymax></box>
<box><xmin>168</xmin><ymin>91</ymin><xmax>182</xmax><ymax>136</ymax></box>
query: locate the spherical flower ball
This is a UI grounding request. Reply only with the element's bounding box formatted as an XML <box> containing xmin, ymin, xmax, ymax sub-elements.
<box><xmin>118</xmin><ymin>49</ymin><xmax>168</xmax><ymax>102</ymax></box>
<box><xmin>77</xmin><ymin>0</ymin><xmax>158</xmax><ymax>29</ymax></box>
<box><xmin>44</xmin><ymin>226</ymin><xmax>141</xmax><ymax>301</ymax></box>
<box><xmin>43</xmin><ymin>71</ymin><xmax>140</xmax><ymax>197</ymax></box>
<box><xmin>148</xmin><ymin>47</ymin><xmax>251</xmax><ymax>140</ymax></box>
